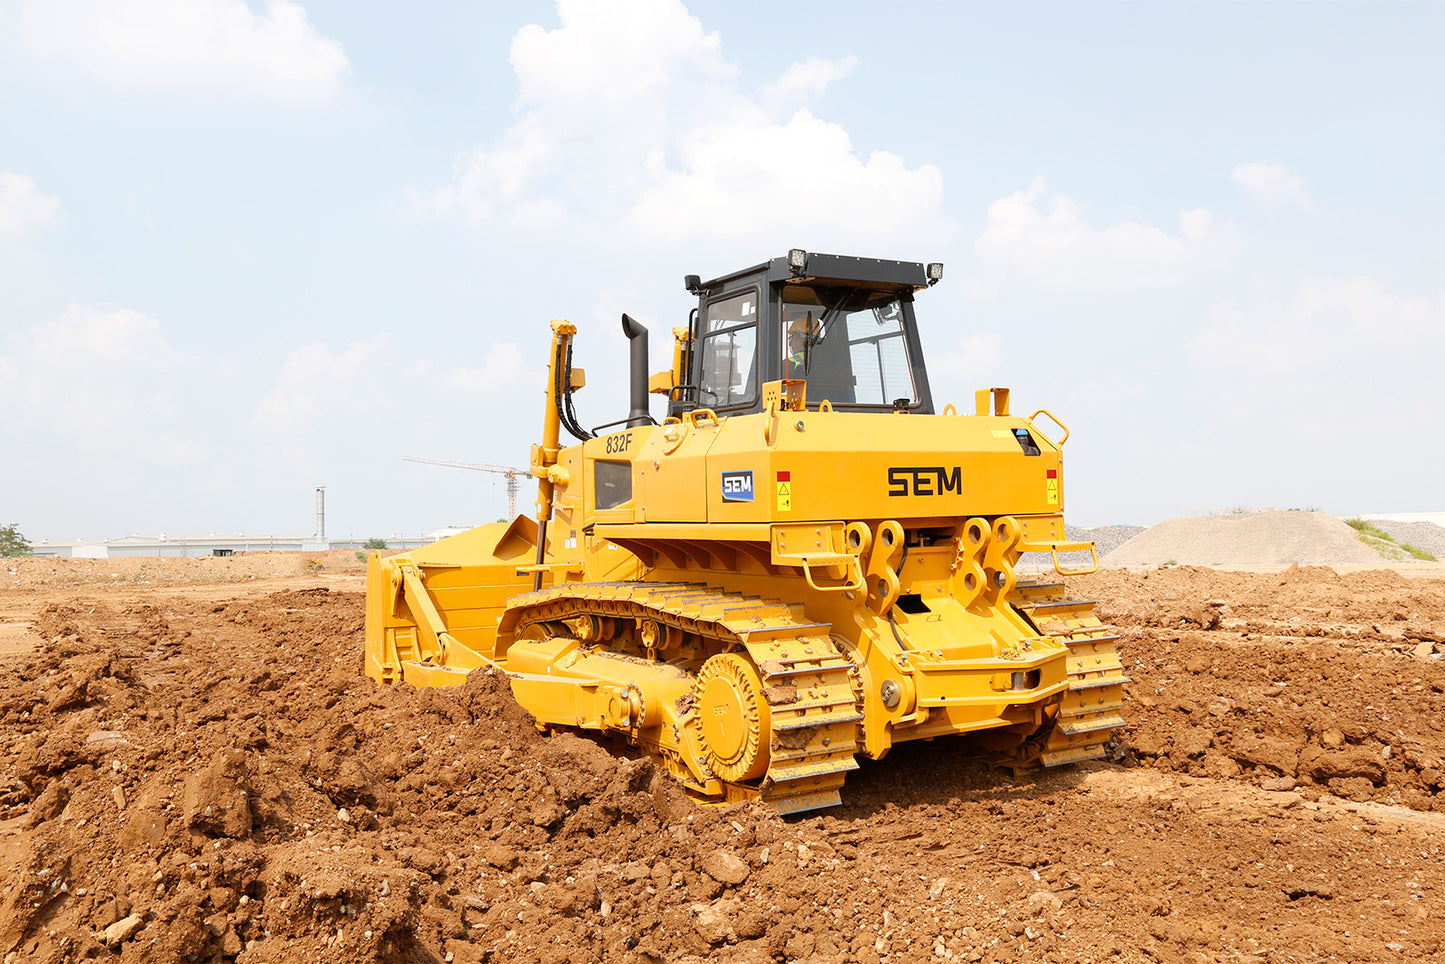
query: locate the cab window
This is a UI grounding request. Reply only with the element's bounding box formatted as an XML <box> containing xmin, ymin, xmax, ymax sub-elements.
<box><xmin>697</xmin><ymin>290</ymin><xmax>758</xmax><ymax>409</ymax></box>
<box><xmin>781</xmin><ymin>286</ymin><xmax>919</xmax><ymax>408</ymax></box>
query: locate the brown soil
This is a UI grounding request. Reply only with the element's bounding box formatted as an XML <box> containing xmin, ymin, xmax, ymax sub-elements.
<box><xmin>1</xmin><ymin>557</ymin><xmax>1443</xmax><ymax>963</ymax></box>
<box><xmin>2</xmin><ymin>549</ymin><xmax>370</xmax><ymax>591</ymax></box>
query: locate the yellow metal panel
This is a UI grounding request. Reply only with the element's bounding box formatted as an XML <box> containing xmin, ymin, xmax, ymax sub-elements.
<box><xmin>633</xmin><ymin>419</ymin><xmax>716</xmax><ymax>522</ymax></box>
<box><xmin>595</xmin><ymin>522</ymin><xmax>773</xmax><ymax>543</ymax></box>
<box><xmin>764</xmin><ymin>410</ymin><xmax>1062</xmax><ymax>521</ymax></box>
<box><xmin>397</xmin><ymin>660</ymin><xmax>471</xmax><ymax>688</ymax></box>
<box><xmin>510</xmin><ymin>676</ymin><xmax>599</xmax><ymax>728</ymax></box>
<box><xmin>704</xmin><ymin>420</ymin><xmax>772</xmax><ymax>524</ymax></box>
<box><xmin>622</xmin><ymin>409</ymin><xmax>1070</xmax><ymax>527</ymax></box>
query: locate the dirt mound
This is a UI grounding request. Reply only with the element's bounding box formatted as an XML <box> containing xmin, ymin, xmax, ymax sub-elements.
<box><xmin>1077</xmin><ymin>565</ymin><xmax>1445</xmax><ymax>809</ymax></box>
<box><xmin>1103</xmin><ymin>510</ymin><xmax>1387</xmax><ymax>566</ymax></box>
<box><xmin>3</xmin><ymin>550</ymin><xmax>369</xmax><ymax>590</ymax></box>
<box><xmin>0</xmin><ymin>588</ymin><xmax>838</xmax><ymax>964</ymax></box>
<box><xmin>2</xmin><ymin>565</ymin><xmax>1444</xmax><ymax>962</ymax></box>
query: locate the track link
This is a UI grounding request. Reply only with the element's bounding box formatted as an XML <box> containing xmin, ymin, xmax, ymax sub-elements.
<box><xmin>1012</xmin><ymin>580</ymin><xmax>1129</xmax><ymax>766</ymax></box>
<box><xmin>499</xmin><ymin>581</ymin><xmax>861</xmax><ymax>814</ymax></box>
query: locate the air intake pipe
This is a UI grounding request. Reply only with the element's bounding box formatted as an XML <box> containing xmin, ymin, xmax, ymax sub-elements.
<box><xmin>621</xmin><ymin>313</ymin><xmax>650</xmax><ymax>427</ymax></box>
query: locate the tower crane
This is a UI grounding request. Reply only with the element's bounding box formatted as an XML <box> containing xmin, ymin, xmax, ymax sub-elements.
<box><xmin>402</xmin><ymin>457</ymin><xmax>527</xmax><ymax>521</ymax></box>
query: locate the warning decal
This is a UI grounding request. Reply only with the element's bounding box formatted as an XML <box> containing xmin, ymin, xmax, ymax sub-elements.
<box><xmin>1046</xmin><ymin>468</ymin><xmax>1059</xmax><ymax>505</ymax></box>
<box><xmin>776</xmin><ymin>470</ymin><xmax>792</xmax><ymax>512</ymax></box>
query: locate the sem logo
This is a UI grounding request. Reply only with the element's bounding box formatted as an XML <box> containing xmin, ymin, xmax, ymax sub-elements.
<box><xmin>887</xmin><ymin>466</ymin><xmax>962</xmax><ymax>497</ymax></box>
<box><xmin>721</xmin><ymin>470</ymin><xmax>755</xmax><ymax>502</ymax></box>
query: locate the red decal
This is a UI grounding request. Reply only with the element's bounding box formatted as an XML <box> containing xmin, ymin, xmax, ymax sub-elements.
<box><xmin>777</xmin><ymin>470</ymin><xmax>791</xmax><ymax>482</ymax></box>
<box><xmin>1046</xmin><ymin>469</ymin><xmax>1058</xmax><ymax>479</ymax></box>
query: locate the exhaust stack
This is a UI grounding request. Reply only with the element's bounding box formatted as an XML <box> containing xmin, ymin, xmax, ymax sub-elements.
<box><xmin>621</xmin><ymin>313</ymin><xmax>650</xmax><ymax>427</ymax></box>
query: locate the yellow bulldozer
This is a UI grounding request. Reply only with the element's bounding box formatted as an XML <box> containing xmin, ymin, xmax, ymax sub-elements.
<box><xmin>364</xmin><ymin>250</ymin><xmax>1126</xmax><ymax>814</ymax></box>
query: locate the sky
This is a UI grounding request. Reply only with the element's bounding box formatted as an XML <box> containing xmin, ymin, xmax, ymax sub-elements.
<box><xmin>2</xmin><ymin>0</ymin><xmax>1442</xmax><ymax>541</ymax></box>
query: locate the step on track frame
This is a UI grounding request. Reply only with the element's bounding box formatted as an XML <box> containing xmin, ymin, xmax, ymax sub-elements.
<box><xmin>1009</xmin><ymin>579</ymin><xmax>1129</xmax><ymax>767</ymax></box>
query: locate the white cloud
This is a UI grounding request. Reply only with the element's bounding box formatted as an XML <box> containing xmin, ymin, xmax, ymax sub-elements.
<box><xmin>973</xmin><ymin>176</ymin><xmax>1244</xmax><ymax>292</ymax></box>
<box><xmin>251</xmin><ymin>338</ymin><xmax>535</xmax><ymax>437</ymax></box>
<box><xmin>8</xmin><ymin>0</ymin><xmax>349</xmax><ymax>105</ymax></box>
<box><xmin>929</xmin><ymin>332</ymin><xmax>1008</xmax><ymax>392</ymax></box>
<box><xmin>412</xmin><ymin>0</ymin><xmax>949</xmax><ymax>247</ymax></box>
<box><xmin>759</xmin><ymin>55</ymin><xmax>859</xmax><ymax>113</ymax></box>
<box><xmin>250</xmin><ymin>335</ymin><xmax>391</xmax><ymax>436</ymax></box>
<box><xmin>0</xmin><ymin>305</ymin><xmax>539</xmax><ymax>535</ymax></box>
<box><xmin>433</xmin><ymin>343</ymin><xmax>531</xmax><ymax>398</ymax></box>
<box><xmin>0</xmin><ymin>172</ymin><xmax>58</xmax><ymax>238</ymax></box>
<box><xmin>627</xmin><ymin>108</ymin><xmax>948</xmax><ymax>245</ymax></box>
<box><xmin>1181</xmin><ymin>277</ymin><xmax>1445</xmax><ymax>508</ymax></box>
<box><xmin>1192</xmin><ymin>276</ymin><xmax>1443</xmax><ymax>376</ymax></box>
<box><xmin>0</xmin><ymin>172</ymin><xmax>59</xmax><ymax>261</ymax></box>
<box><xmin>1232</xmin><ymin>161</ymin><xmax>1310</xmax><ymax>207</ymax></box>
<box><xmin>0</xmin><ymin>304</ymin><xmax>206</xmax><ymax>459</ymax></box>
<box><xmin>24</xmin><ymin>304</ymin><xmax>194</xmax><ymax>373</ymax></box>
<box><xmin>510</xmin><ymin>0</ymin><xmax>733</xmax><ymax>113</ymax></box>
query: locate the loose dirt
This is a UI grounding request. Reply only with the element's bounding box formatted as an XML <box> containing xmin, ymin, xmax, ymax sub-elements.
<box><xmin>2</xmin><ymin>550</ymin><xmax>370</xmax><ymax>592</ymax></box>
<box><xmin>1</xmin><ymin>556</ymin><xmax>1443</xmax><ymax>963</ymax></box>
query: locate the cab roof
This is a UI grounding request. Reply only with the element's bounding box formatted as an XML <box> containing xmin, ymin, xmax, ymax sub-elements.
<box><xmin>697</xmin><ymin>251</ymin><xmax>932</xmax><ymax>294</ymax></box>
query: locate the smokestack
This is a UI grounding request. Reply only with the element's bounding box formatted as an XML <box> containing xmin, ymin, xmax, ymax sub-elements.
<box><xmin>315</xmin><ymin>485</ymin><xmax>326</xmax><ymax>540</ymax></box>
<box><xmin>621</xmin><ymin>313</ymin><xmax>650</xmax><ymax>427</ymax></box>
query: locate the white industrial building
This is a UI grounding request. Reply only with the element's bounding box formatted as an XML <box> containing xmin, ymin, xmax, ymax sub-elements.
<box><xmin>27</xmin><ymin>485</ymin><xmax>473</xmax><ymax>559</ymax></box>
<box><xmin>27</xmin><ymin>532</ymin><xmax>459</xmax><ymax>559</ymax></box>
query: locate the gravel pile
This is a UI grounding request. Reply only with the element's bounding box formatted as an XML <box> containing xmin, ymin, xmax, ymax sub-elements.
<box><xmin>1367</xmin><ymin>519</ymin><xmax>1445</xmax><ymax>560</ymax></box>
<box><xmin>1067</xmin><ymin>524</ymin><xmax>1145</xmax><ymax>558</ymax></box>
<box><xmin>1102</xmin><ymin>511</ymin><xmax>1388</xmax><ymax>567</ymax></box>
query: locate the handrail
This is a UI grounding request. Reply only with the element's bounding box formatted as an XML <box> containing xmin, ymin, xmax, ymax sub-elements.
<box><xmin>1051</xmin><ymin>542</ymin><xmax>1098</xmax><ymax>576</ymax></box>
<box><xmin>1019</xmin><ymin>538</ymin><xmax>1098</xmax><ymax>576</ymax></box>
<box><xmin>799</xmin><ymin>554</ymin><xmax>865</xmax><ymax>593</ymax></box>
<box><xmin>1026</xmin><ymin>408</ymin><xmax>1070</xmax><ymax>446</ymax></box>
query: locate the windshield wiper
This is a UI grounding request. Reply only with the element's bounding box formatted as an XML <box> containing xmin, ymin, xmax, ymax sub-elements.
<box><xmin>813</xmin><ymin>287</ymin><xmax>871</xmax><ymax>341</ymax></box>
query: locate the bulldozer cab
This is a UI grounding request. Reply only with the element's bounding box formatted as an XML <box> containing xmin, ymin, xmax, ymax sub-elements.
<box><xmin>672</xmin><ymin>250</ymin><xmax>939</xmax><ymax>418</ymax></box>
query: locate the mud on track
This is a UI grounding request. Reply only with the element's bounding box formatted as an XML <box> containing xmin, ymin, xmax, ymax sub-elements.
<box><xmin>0</xmin><ymin>559</ymin><xmax>1443</xmax><ymax>963</ymax></box>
